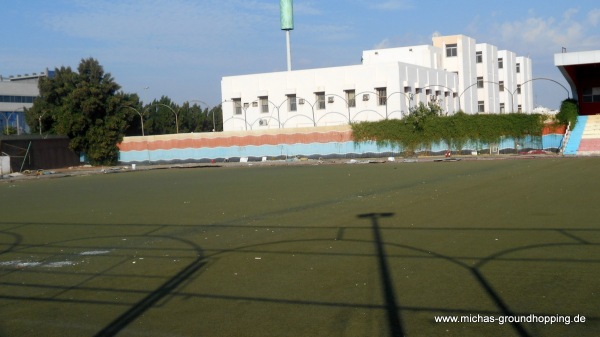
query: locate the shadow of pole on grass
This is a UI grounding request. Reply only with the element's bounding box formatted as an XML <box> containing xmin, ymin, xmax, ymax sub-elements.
<box><xmin>94</xmin><ymin>256</ymin><xmax>206</xmax><ymax>337</ymax></box>
<box><xmin>358</xmin><ymin>212</ymin><xmax>403</xmax><ymax>337</ymax></box>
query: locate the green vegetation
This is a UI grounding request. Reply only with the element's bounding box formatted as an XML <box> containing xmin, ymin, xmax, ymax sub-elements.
<box><xmin>555</xmin><ymin>98</ymin><xmax>579</xmax><ymax>130</ymax></box>
<box><xmin>24</xmin><ymin>58</ymin><xmax>223</xmax><ymax>165</ymax></box>
<box><xmin>25</xmin><ymin>58</ymin><xmax>137</xmax><ymax>165</ymax></box>
<box><xmin>1</xmin><ymin>159</ymin><xmax>599</xmax><ymax>337</ymax></box>
<box><xmin>2</xmin><ymin>126</ymin><xmax>18</xmax><ymax>135</ymax></box>
<box><xmin>133</xmin><ymin>96</ymin><xmax>223</xmax><ymax>136</ymax></box>
<box><xmin>352</xmin><ymin>102</ymin><xmax>545</xmax><ymax>154</ymax></box>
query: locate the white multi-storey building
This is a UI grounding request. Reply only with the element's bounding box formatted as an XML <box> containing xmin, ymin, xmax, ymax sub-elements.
<box><xmin>221</xmin><ymin>34</ymin><xmax>532</xmax><ymax>131</ymax></box>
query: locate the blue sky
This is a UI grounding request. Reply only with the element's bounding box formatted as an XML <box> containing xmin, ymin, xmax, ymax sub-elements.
<box><xmin>1</xmin><ymin>0</ymin><xmax>599</xmax><ymax>109</ymax></box>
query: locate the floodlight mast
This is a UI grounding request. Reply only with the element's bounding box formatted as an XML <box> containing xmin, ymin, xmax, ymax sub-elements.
<box><xmin>280</xmin><ymin>0</ymin><xmax>294</xmax><ymax>71</ymax></box>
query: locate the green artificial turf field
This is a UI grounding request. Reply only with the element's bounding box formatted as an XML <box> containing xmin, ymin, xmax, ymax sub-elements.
<box><xmin>1</xmin><ymin>157</ymin><xmax>599</xmax><ymax>337</ymax></box>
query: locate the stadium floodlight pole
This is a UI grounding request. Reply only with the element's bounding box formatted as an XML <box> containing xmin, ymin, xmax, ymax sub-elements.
<box><xmin>285</xmin><ymin>30</ymin><xmax>292</xmax><ymax>72</ymax></box>
<box><xmin>280</xmin><ymin>0</ymin><xmax>294</xmax><ymax>71</ymax></box>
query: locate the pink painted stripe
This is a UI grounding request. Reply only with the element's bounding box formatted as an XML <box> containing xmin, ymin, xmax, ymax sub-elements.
<box><xmin>578</xmin><ymin>138</ymin><xmax>600</xmax><ymax>151</ymax></box>
<box><xmin>118</xmin><ymin>131</ymin><xmax>354</xmax><ymax>151</ymax></box>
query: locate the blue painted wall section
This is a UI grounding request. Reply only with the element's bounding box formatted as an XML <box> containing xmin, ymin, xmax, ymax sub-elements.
<box><xmin>563</xmin><ymin>116</ymin><xmax>588</xmax><ymax>155</ymax></box>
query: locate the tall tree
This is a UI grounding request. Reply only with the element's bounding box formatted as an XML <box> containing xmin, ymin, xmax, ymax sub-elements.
<box><xmin>144</xmin><ymin>96</ymin><xmax>179</xmax><ymax>135</ymax></box>
<box><xmin>25</xmin><ymin>58</ymin><xmax>136</xmax><ymax>165</ymax></box>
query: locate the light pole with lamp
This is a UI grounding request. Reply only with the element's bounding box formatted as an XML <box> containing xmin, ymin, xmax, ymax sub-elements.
<box><xmin>187</xmin><ymin>100</ymin><xmax>214</xmax><ymax>131</ymax></box>
<box><xmin>38</xmin><ymin>110</ymin><xmax>48</xmax><ymax>136</ymax></box>
<box><xmin>222</xmin><ymin>99</ymin><xmax>252</xmax><ymax>131</ymax></box>
<box><xmin>150</xmin><ymin>103</ymin><xmax>179</xmax><ymax>134</ymax></box>
<box><xmin>125</xmin><ymin>106</ymin><xmax>146</xmax><ymax>136</ymax></box>
<box><xmin>2</xmin><ymin>107</ymin><xmax>25</xmax><ymax>135</ymax></box>
<box><xmin>241</xmin><ymin>100</ymin><xmax>258</xmax><ymax>131</ymax></box>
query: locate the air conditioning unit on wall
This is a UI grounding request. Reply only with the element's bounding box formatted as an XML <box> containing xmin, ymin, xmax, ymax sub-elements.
<box><xmin>298</xmin><ymin>98</ymin><xmax>305</xmax><ymax>105</ymax></box>
<box><xmin>328</xmin><ymin>96</ymin><xmax>334</xmax><ymax>103</ymax></box>
<box><xmin>362</xmin><ymin>94</ymin><xmax>370</xmax><ymax>101</ymax></box>
<box><xmin>259</xmin><ymin>119</ymin><xmax>269</xmax><ymax>126</ymax></box>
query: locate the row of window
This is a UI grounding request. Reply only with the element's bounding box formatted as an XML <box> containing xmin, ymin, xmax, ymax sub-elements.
<box><xmin>0</xmin><ymin>95</ymin><xmax>36</xmax><ymax>103</ymax></box>
<box><xmin>232</xmin><ymin>79</ymin><xmax>525</xmax><ymax>116</ymax></box>
<box><xmin>477</xmin><ymin>102</ymin><xmax>522</xmax><ymax>113</ymax></box>
<box><xmin>232</xmin><ymin>88</ymin><xmax>390</xmax><ymax>115</ymax></box>
<box><xmin>476</xmin><ymin>77</ymin><xmax>522</xmax><ymax>93</ymax></box>
<box><xmin>232</xmin><ymin>95</ymin><xmax>524</xmax><ymax>115</ymax></box>
<box><xmin>232</xmin><ymin>87</ymin><xmax>460</xmax><ymax>115</ymax></box>
<box><xmin>467</xmin><ymin>49</ymin><xmax>521</xmax><ymax>73</ymax></box>
<box><xmin>582</xmin><ymin>88</ymin><xmax>600</xmax><ymax>103</ymax></box>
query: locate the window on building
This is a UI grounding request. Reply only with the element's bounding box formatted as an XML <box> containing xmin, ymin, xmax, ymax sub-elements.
<box><xmin>500</xmin><ymin>103</ymin><xmax>505</xmax><ymax>113</ymax></box>
<box><xmin>233</xmin><ymin>98</ymin><xmax>242</xmax><ymax>115</ymax></box>
<box><xmin>446</xmin><ymin>44</ymin><xmax>458</xmax><ymax>57</ymax></box>
<box><xmin>518</xmin><ymin>104</ymin><xmax>522</xmax><ymax>112</ymax></box>
<box><xmin>376</xmin><ymin>87</ymin><xmax>387</xmax><ymax>105</ymax></box>
<box><xmin>287</xmin><ymin>94</ymin><xmax>297</xmax><ymax>112</ymax></box>
<box><xmin>345</xmin><ymin>90</ymin><xmax>356</xmax><ymax>107</ymax></box>
<box><xmin>499</xmin><ymin>81</ymin><xmax>504</xmax><ymax>92</ymax></box>
<box><xmin>517</xmin><ymin>84</ymin><xmax>522</xmax><ymax>94</ymax></box>
<box><xmin>476</xmin><ymin>51</ymin><xmax>482</xmax><ymax>63</ymax></box>
<box><xmin>415</xmin><ymin>88</ymin><xmax>422</xmax><ymax>94</ymax></box>
<box><xmin>404</xmin><ymin>86</ymin><xmax>411</xmax><ymax>93</ymax></box>
<box><xmin>0</xmin><ymin>95</ymin><xmax>36</xmax><ymax>103</ymax></box>
<box><xmin>498</xmin><ymin>58</ymin><xmax>503</xmax><ymax>69</ymax></box>
<box><xmin>259</xmin><ymin>96</ymin><xmax>269</xmax><ymax>113</ymax></box>
<box><xmin>316</xmin><ymin>92</ymin><xmax>325</xmax><ymax>109</ymax></box>
<box><xmin>582</xmin><ymin>88</ymin><xmax>600</xmax><ymax>102</ymax></box>
<box><xmin>516</xmin><ymin>63</ymin><xmax>521</xmax><ymax>73</ymax></box>
<box><xmin>478</xmin><ymin>101</ymin><xmax>485</xmax><ymax>113</ymax></box>
<box><xmin>477</xmin><ymin>77</ymin><xmax>484</xmax><ymax>88</ymax></box>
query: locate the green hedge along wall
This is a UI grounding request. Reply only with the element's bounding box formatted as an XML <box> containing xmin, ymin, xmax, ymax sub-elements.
<box><xmin>351</xmin><ymin>112</ymin><xmax>546</xmax><ymax>154</ymax></box>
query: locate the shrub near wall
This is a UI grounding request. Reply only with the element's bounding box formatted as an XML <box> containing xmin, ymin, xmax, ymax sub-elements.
<box><xmin>351</xmin><ymin>112</ymin><xmax>546</xmax><ymax>155</ymax></box>
<box><xmin>555</xmin><ymin>99</ymin><xmax>579</xmax><ymax>130</ymax></box>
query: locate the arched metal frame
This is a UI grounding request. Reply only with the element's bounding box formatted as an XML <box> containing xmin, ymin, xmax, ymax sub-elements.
<box><xmin>122</xmin><ymin>106</ymin><xmax>146</xmax><ymax>136</ymax></box>
<box><xmin>420</xmin><ymin>85</ymin><xmax>457</xmax><ymax>115</ymax></box>
<box><xmin>386</xmin><ymin>91</ymin><xmax>414</xmax><ymax>119</ymax></box>
<box><xmin>148</xmin><ymin>102</ymin><xmax>180</xmax><ymax>134</ymax></box>
<box><xmin>352</xmin><ymin>90</ymin><xmax>385</xmax><ymax>122</ymax></box>
<box><xmin>222</xmin><ymin>76</ymin><xmax>570</xmax><ymax>130</ymax></box>
<box><xmin>2</xmin><ymin>106</ymin><xmax>26</xmax><ymax>135</ymax></box>
<box><xmin>511</xmin><ymin>77</ymin><xmax>570</xmax><ymax>113</ymax></box>
<box><xmin>280</xmin><ymin>95</ymin><xmax>316</xmax><ymax>128</ymax></box>
<box><xmin>321</xmin><ymin>93</ymin><xmax>351</xmax><ymax>124</ymax></box>
<box><xmin>186</xmin><ymin>99</ymin><xmax>214</xmax><ymax>132</ymax></box>
<box><xmin>247</xmin><ymin>99</ymin><xmax>281</xmax><ymax>129</ymax></box>
<box><xmin>458</xmin><ymin>80</ymin><xmax>510</xmax><ymax>113</ymax></box>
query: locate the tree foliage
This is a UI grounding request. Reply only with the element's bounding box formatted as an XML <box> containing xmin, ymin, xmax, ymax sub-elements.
<box><xmin>23</xmin><ymin>58</ymin><xmax>224</xmax><ymax>164</ymax></box>
<box><xmin>25</xmin><ymin>58</ymin><xmax>137</xmax><ymax>165</ymax></box>
<box><xmin>126</xmin><ymin>99</ymin><xmax>224</xmax><ymax>136</ymax></box>
<box><xmin>352</xmin><ymin>102</ymin><xmax>545</xmax><ymax>154</ymax></box>
<box><xmin>555</xmin><ymin>99</ymin><xmax>579</xmax><ymax>130</ymax></box>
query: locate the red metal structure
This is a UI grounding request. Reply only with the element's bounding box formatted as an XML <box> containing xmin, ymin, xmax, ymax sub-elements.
<box><xmin>555</xmin><ymin>51</ymin><xmax>600</xmax><ymax>115</ymax></box>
